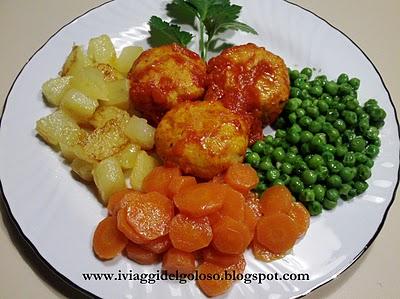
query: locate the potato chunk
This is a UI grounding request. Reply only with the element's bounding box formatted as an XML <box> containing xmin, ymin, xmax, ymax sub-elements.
<box><xmin>114</xmin><ymin>143</ymin><xmax>140</xmax><ymax>169</ymax></box>
<box><xmin>61</xmin><ymin>45</ymin><xmax>92</xmax><ymax>76</ymax></box>
<box><xmin>88</xmin><ymin>34</ymin><xmax>116</xmax><ymax>65</ymax></box>
<box><xmin>96</xmin><ymin>63</ymin><xmax>124</xmax><ymax>81</ymax></box>
<box><xmin>129</xmin><ymin>151</ymin><xmax>159</xmax><ymax>191</ymax></box>
<box><xmin>71</xmin><ymin>158</ymin><xmax>94</xmax><ymax>181</ymax></box>
<box><xmin>100</xmin><ymin>79</ymin><xmax>130</xmax><ymax>110</ymax></box>
<box><xmin>123</xmin><ymin>116</ymin><xmax>155</xmax><ymax>150</ymax></box>
<box><xmin>42</xmin><ymin>76</ymin><xmax>72</xmax><ymax>106</ymax></box>
<box><xmin>36</xmin><ymin>110</ymin><xmax>82</xmax><ymax>146</ymax></box>
<box><xmin>60</xmin><ymin>89</ymin><xmax>98</xmax><ymax>122</ymax></box>
<box><xmin>89</xmin><ymin>106</ymin><xmax>130</xmax><ymax>129</ymax></box>
<box><xmin>115</xmin><ymin>46</ymin><xmax>143</xmax><ymax>75</ymax></box>
<box><xmin>93</xmin><ymin>157</ymin><xmax>126</xmax><ymax>204</ymax></box>
<box><xmin>71</xmin><ymin>66</ymin><xmax>107</xmax><ymax>100</ymax></box>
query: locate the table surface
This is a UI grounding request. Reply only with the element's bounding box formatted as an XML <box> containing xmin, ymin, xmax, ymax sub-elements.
<box><xmin>1</xmin><ymin>0</ymin><xmax>399</xmax><ymax>298</ymax></box>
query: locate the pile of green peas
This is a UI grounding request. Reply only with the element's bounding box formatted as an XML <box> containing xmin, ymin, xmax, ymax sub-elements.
<box><xmin>246</xmin><ymin>67</ymin><xmax>386</xmax><ymax>216</ymax></box>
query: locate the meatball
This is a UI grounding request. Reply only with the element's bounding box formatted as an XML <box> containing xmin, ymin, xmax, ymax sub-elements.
<box><xmin>205</xmin><ymin>43</ymin><xmax>290</xmax><ymax>143</ymax></box>
<box><xmin>128</xmin><ymin>44</ymin><xmax>207</xmax><ymax>125</ymax></box>
<box><xmin>155</xmin><ymin>101</ymin><xmax>249</xmax><ymax>179</ymax></box>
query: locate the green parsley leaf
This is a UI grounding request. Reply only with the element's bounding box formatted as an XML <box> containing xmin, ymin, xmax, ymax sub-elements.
<box><xmin>148</xmin><ymin>16</ymin><xmax>193</xmax><ymax>47</ymax></box>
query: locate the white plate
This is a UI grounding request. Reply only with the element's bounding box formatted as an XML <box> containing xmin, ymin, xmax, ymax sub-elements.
<box><xmin>0</xmin><ymin>0</ymin><xmax>399</xmax><ymax>298</ymax></box>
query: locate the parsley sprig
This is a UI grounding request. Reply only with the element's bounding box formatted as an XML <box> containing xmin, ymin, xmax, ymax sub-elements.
<box><xmin>148</xmin><ymin>0</ymin><xmax>257</xmax><ymax>60</ymax></box>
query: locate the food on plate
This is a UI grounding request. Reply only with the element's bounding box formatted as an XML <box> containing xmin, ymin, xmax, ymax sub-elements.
<box><xmin>92</xmin><ymin>163</ymin><xmax>309</xmax><ymax>296</ymax></box>
<box><xmin>205</xmin><ymin>43</ymin><xmax>290</xmax><ymax>143</ymax></box>
<box><xmin>128</xmin><ymin>43</ymin><xmax>207</xmax><ymax>125</ymax></box>
<box><xmin>155</xmin><ymin>101</ymin><xmax>249</xmax><ymax>179</ymax></box>
<box><xmin>247</xmin><ymin>68</ymin><xmax>386</xmax><ymax>215</ymax></box>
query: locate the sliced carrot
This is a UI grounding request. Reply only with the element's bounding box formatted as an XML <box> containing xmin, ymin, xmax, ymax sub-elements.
<box><xmin>126</xmin><ymin>191</ymin><xmax>174</xmax><ymax>241</ymax></box>
<box><xmin>244</xmin><ymin>192</ymin><xmax>262</xmax><ymax>217</ymax></box>
<box><xmin>256</xmin><ymin>214</ymin><xmax>298</xmax><ymax>254</ymax></box>
<box><xmin>162</xmin><ymin>248</ymin><xmax>196</xmax><ymax>274</ymax></box>
<box><xmin>224</xmin><ymin>163</ymin><xmax>259</xmax><ymax>193</ymax></box>
<box><xmin>173</xmin><ymin>182</ymin><xmax>225</xmax><ymax>217</ymax></box>
<box><xmin>207</xmin><ymin>211</ymin><xmax>223</xmax><ymax>226</ymax></box>
<box><xmin>167</xmin><ymin>176</ymin><xmax>197</xmax><ymax>198</ymax></box>
<box><xmin>251</xmin><ymin>239</ymin><xmax>284</xmax><ymax>262</ymax></box>
<box><xmin>219</xmin><ymin>185</ymin><xmax>245</xmax><ymax>222</ymax></box>
<box><xmin>197</xmin><ymin>262</ymin><xmax>232</xmax><ymax>297</ymax></box>
<box><xmin>169</xmin><ymin>214</ymin><xmax>213</xmax><ymax>252</ymax></box>
<box><xmin>288</xmin><ymin>202</ymin><xmax>310</xmax><ymax>238</ymax></box>
<box><xmin>202</xmin><ymin>247</ymin><xmax>241</xmax><ymax>268</ymax></box>
<box><xmin>142</xmin><ymin>166</ymin><xmax>181</xmax><ymax>196</ymax></box>
<box><xmin>142</xmin><ymin>235</ymin><xmax>171</xmax><ymax>254</ymax></box>
<box><xmin>243</xmin><ymin>203</ymin><xmax>260</xmax><ymax>241</ymax></box>
<box><xmin>212</xmin><ymin>174</ymin><xmax>225</xmax><ymax>184</ymax></box>
<box><xmin>226</xmin><ymin>254</ymin><xmax>246</xmax><ymax>275</ymax></box>
<box><xmin>117</xmin><ymin>208</ymin><xmax>149</xmax><ymax>244</ymax></box>
<box><xmin>125</xmin><ymin>242</ymin><xmax>159</xmax><ymax>265</ymax></box>
<box><xmin>212</xmin><ymin>216</ymin><xmax>251</xmax><ymax>255</ymax></box>
<box><xmin>93</xmin><ymin>216</ymin><xmax>128</xmax><ymax>260</ymax></box>
<box><xmin>260</xmin><ymin>185</ymin><xmax>293</xmax><ymax>216</ymax></box>
<box><xmin>107</xmin><ymin>189</ymin><xmax>141</xmax><ymax>215</ymax></box>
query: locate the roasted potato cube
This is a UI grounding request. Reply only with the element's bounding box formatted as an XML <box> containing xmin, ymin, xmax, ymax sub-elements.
<box><xmin>71</xmin><ymin>158</ymin><xmax>94</xmax><ymax>181</ymax></box>
<box><xmin>93</xmin><ymin>157</ymin><xmax>126</xmax><ymax>203</ymax></box>
<box><xmin>100</xmin><ymin>79</ymin><xmax>130</xmax><ymax>110</ymax></box>
<box><xmin>60</xmin><ymin>89</ymin><xmax>99</xmax><ymax>122</ymax></box>
<box><xmin>96</xmin><ymin>63</ymin><xmax>124</xmax><ymax>81</ymax></box>
<box><xmin>42</xmin><ymin>76</ymin><xmax>72</xmax><ymax>106</ymax></box>
<box><xmin>87</xmin><ymin>34</ymin><xmax>116</xmax><ymax>65</ymax></box>
<box><xmin>89</xmin><ymin>106</ymin><xmax>130</xmax><ymax>129</ymax></box>
<box><xmin>60</xmin><ymin>142</ymin><xmax>77</xmax><ymax>161</ymax></box>
<box><xmin>114</xmin><ymin>143</ymin><xmax>140</xmax><ymax>169</ymax></box>
<box><xmin>61</xmin><ymin>45</ymin><xmax>92</xmax><ymax>76</ymax></box>
<box><xmin>129</xmin><ymin>150</ymin><xmax>159</xmax><ymax>191</ymax></box>
<box><xmin>123</xmin><ymin>116</ymin><xmax>155</xmax><ymax>150</ymax></box>
<box><xmin>36</xmin><ymin>110</ymin><xmax>82</xmax><ymax>146</ymax></box>
<box><xmin>115</xmin><ymin>46</ymin><xmax>143</xmax><ymax>75</ymax></box>
<box><xmin>71</xmin><ymin>66</ymin><xmax>107</xmax><ymax>100</ymax></box>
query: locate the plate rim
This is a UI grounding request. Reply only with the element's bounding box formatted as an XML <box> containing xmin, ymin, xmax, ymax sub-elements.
<box><xmin>0</xmin><ymin>0</ymin><xmax>399</xmax><ymax>298</ymax></box>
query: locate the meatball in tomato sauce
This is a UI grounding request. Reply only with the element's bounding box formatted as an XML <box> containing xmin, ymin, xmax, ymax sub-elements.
<box><xmin>128</xmin><ymin>44</ymin><xmax>207</xmax><ymax>125</ymax></box>
<box><xmin>205</xmin><ymin>43</ymin><xmax>290</xmax><ymax>143</ymax></box>
<box><xmin>155</xmin><ymin>101</ymin><xmax>249</xmax><ymax>180</ymax></box>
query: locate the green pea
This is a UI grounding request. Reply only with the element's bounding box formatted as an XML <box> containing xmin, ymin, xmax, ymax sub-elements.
<box><xmin>311</xmin><ymin>135</ymin><xmax>326</xmax><ymax>152</ymax></box>
<box><xmin>280</xmin><ymin>174</ymin><xmax>291</xmax><ymax>185</ymax></box>
<box><xmin>337</xmin><ymin>73</ymin><xmax>349</xmax><ymax>84</ymax></box>
<box><xmin>289</xmin><ymin>176</ymin><xmax>304</xmax><ymax>194</ymax></box>
<box><xmin>323</xmin><ymin>199</ymin><xmax>337</xmax><ymax>210</ymax></box>
<box><xmin>335</xmin><ymin>144</ymin><xmax>348</xmax><ymax>158</ymax></box>
<box><xmin>340</xmin><ymin>166</ymin><xmax>357</xmax><ymax>182</ymax></box>
<box><xmin>343</xmin><ymin>152</ymin><xmax>357</xmax><ymax>166</ymax></box>
<box><xmin>306</xmin><ymin>106</ymin><xmax>320</xmax><ymax>119</ymax></box>
<box><xmin>307</xmin><ymin>154</ymin><xmax>324</xmax><ymax>169</ymax></box>
<box><xmin>272</xmin><ymin>147</ymin><xmax>285</xmax><ymax>162</ymax></box>
<box><xmin>327</xmin><ymin>175</ymin><xmax>342</xmax><ymax>188</ymax></box>
<box><xmin>316</xmin><ymin>116</ymin><xmax>326</xmax><ymax>123</ymax></box>
<box><xmin>300</xmin><ymin>188</ymin><xmax>315</xmax><ymax>202</ymax></box>
<box><xmin>326</xmin><ymin>188</ymin><xmax>340</xmax><ymax>201</ymax></box>
<box><xmin>349</xmin><ymin>78</ymin><xmax>360</xmax><ymax>90</ymax></box>
<box><xmin>339</xmin><ymin>184</ymin><xmax>352</xmax><ymax>198</ymax></box>
<box><xmin>266</xmin><ymin>168</ymin><xmax>280</xmax><ymax>182</ymax></box>
<box><xmin>345</xmin><ymin>98</ymin><xmax>359</xmax><ymax>110</ymax></box>
<box><xmin>365</xmin><ymin>127</ymin><xmax>379</xmax><ymax>141</ymax></box>
<box><xmin>299</xmin><ymin>116</ymin><xmax>312</xmax><ymax>128</ymax></box>
<box><xmin>289</xmin><ymin>69</ymin><xmax>300</xmax><ymax>82</ymax></box>
<box><xmin>315</xmin><ymin>75</ymin><xmax>328</xmax><ymax>85</ymax></box>
<box><xmin>372</xmin><ymin>139</ymin><xmax>381</xmax><ymax>146</ymax></box>
<box><xmin>359</xmin><ymin>118</ymin><xmax>370</xmax><ymax>133</ymax></box>
<box><xmin>327</xmin><ymin>128</ymin><xmax>340</xmax><ymax>143</ymax></box>
<box><xmin>273</xmin><ymin>179</ymin><xmax>285</xmax><ymax>186</ymax></box>
<box><xmin>322</xmin><ymin>151</ymin><xmax>335</xmax><ymax>162</ymax></box>
<box><xmin>337</xmin><ymin>103</ymin><xmax>346</xmax><ymax>112</ymax></box>
<box><xmin>285</xmin><ymin>98</ymin><xmax>302</xmax><ymax>112</ymax></box>
<box><xmin>317</xmin><ymin>165</ymin><xmax>329</xmax><ymax>181</ymax></box>
<box><xmin>301</xmin><ymin>170</ymin><xmax>318</xmax><ymax>186</ymax></box>
<box><xmin>264</xmin><ymin>135</ymin><xmax>274</xmax><ymax>144</ymax></box>
<box><xmin>338</xmin><ymin>83</ymin><xmax>353</xmax><ymax>96</ymax></box>
<box><xmin>301</xmin><ymin>67</ymin><xmax>313</xmax><ymax>79</ymax></box>
<box><xmin>272</xmin><ymin>137</ymin><xmax>283</xmax><ymax>147</ymax></box>
<box><xmin>327</xmin><ymin>160</ymin><xmax>343</xmax><ymax>174</ymax></box>
<box><xmin>274</xmin><ymin>117</ymin><xmax>286</xmax><ymax>129</ymax></box>
<box><xmin>342</xmin><ymin>110</ymin><xmax>358</xmax><ymax>127</ymax></box>
<box><xmin>290</xmin><ymin>124</ymin><xmax>302</xmax><ymax>133</ymax></box>
<box><xmin>354</xmin><ymin>181</ymin><xmax>368</xmax><ymax>195</ymax></box>
<box><xmin>343</xmin><ymin>130</ymin><xmax>356</xmax><ymax>143</ymax></box>
<box><xmin>257</xmin><ymin>171</ymin><xmax>265</xmax><ymax>181</ymax></box>
<box><xmin>301</xmin><ymin>99</ymin><xmax>313</xmax><ymax>108</ymax></box>
<box><xmin>365</xmin><ymin>158</ymin><xmax>374</xmax><ymax>168</ymax></box>
<box><xmin>364</xmin><ymin>99</ymin><xmax>378</xmax><ymax>107</ymax></box>
<box><xmin>300</xmin><ymin>143</ymin><xmax>311</xmax><ymax>155</ymax></box>
<box><xmin>259</xmin><ymin>158</ymin><xmax>274</xmax><ymax>171</ymax></box>
<box><xmin>296</xmin><ymin>108</ymin><xmax>306</xmax><ymax>118</ymax></box>
<box><xmin>294</xmin><ymin>161</ymin><xmax>308</xmax><ymax>176</ymax></box>
<box><xmin>280</xmin><ymin>162</ymin><xmax>293</xmax><ymax>175</ymax></box>
<box><xmin>255</xmin><ymin>182</ymin><xmax>267</xmax><ymax>193</ymax></box>
<box><xmin>325</xmin><ymin>81</ymin><xmax>339</xmax><ymax>96</ymax></box>
<box><xmin>252</xmin><ymin>140</ymin><xmax>265</xmax><ymax>154</ymax></box>
<box><xmin>286</xmin><ymin>131</ymin><xmax>301</xmax><ymax>144</ymax></box>
<box><xmin>369</xmin><ymin>107</ymin><xmax>386</xmax><ymax>122</ymax></box>
<box><xmin>263</xmin><ymin>144</ymin><xmax>274</xmax><ymax>155</ymax></box>
<box><xmin>300</xmin><ymin>131</ymin><xmax>313</xmax><ymax>143</ymax></box>
<box><xmin>246</xmin><ymin>152</ymin><xmax>260</xmax><ymax>167</ymax></box>
<box><xmin>309</xmin><ymin>85</ymin><xmax>323</xmax><ymax>97</ymax></box>
<box><xmin>350</xmin><ymin>136</ymin><xmax>366</xmax><ymax>152</ymax></box>
<box><xmin>285</xmin><ymin>152</ymin><xmax>297</xmax><ymax>164</ymax></box>
<box><xmin>290</xmin><ymin>87</ymin><xmax>302</xmax><ymax>98</ymax></box>
<box><xmin>275</xmin><ymin>129</ymin><xmax>286</xmax><ymax>138</ymax></box>
<box><xmin>333</xmin><ymin>119</ymin><xmax>346</xmax><ymax>132</ymax></box>
<box><xmin>365</xmin><ymin>144</ymin><xmax>380</xmax><ymax>158</ymax></box>
<box><xmin>326</xmin><ymin>110</ymin><xmax>339</xmax><ymax>122</ymax></box>
<box><xmin>357</xmin><ymin>165</ymin><xmax>371</xmax><ymax>180</ymax></box>
<box><xmin>313</xmin><ymin>184</ymin><xmax>326</xmax><ymax>202</ymax></box>
<box><xmin>308</xmin><ymin>121</ymin><xmax>321</xmax><ymax>133</ymax></box>
<box><xmin>288</xmin><ymin>112</ymin><xmax>297</xmax><ymax>124</ymax></box>
<box><xmin>317</xmin><ymin>100</ymin><xmax>329</xmax><ymax>115</ymax></box>
<box><xmin>307</xmin><ymin>201</ymin><xmax>323</xmax><ymax>216</ymax></box>
<box><xmin>371</xmin><ymin>120</ymin><xmax>385</xmax><ymax>129</ymax></box>
<box><xmin>287</xmin><ymin>146</ymin><xmax>299</xmax><ymax>154</ymax></box>
<box><xmin>355</xmin><ymin>152</ymin><xmax>368</xmax><ymax>164</ymax></box>
<box><xmin>294</xmin><ymin>77</ymin><xmax>306</xmax><ymax>88</ymax></box>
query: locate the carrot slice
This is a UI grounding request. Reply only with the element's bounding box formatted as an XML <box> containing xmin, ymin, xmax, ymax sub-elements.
<box><xmin>260</xmin><ymin>185</ymin><xmax>293</xmax><ymax>216</ymax></box>
<box><xmin>288</xmin><ymin>202</ymin><xmax>310</xmax><ymax>238</ymax></box>
<box><xmin>197</xmin><ymin>262</ymin><xmax>232</xmax><ymax>297</ymax></box>
<box><xmin>93</xmin><ymin>216</ymin><xmax>128</xmax><ymax>260</ymax></box>
<box><xmin>243</xmin><ymin>203</ymin><xmax>260</xmax><ymax>241</ymax></box>
<box><xmin>167</xmin><ymin>176</ymin><xmax>197</xmax><ymax>198</ymax></box>
<box><xmin>251</xmin><ymin>239</ymin><xmax>284</xmax><ymax>262</ymax></box>
<box><xmin>107</xmin><ymin>189</ymin><xmax>141</xmax><ymax>215</ymax></box>
<box><xmin>125</xmin><ymin>242</ymin><xmax>159</xmax><ymax>265</ymax></box>
<box><xmin>202</xmin><ymin>247</ymin><xmax>241</xmax><ymax>268</ymax></box>
<box><xmin>224</xmin><ymin>163</ymin><xmax>259</xmax><ymax>193</ymax></box>
<box><xmin>126</xmin><ymin>191</ymin><xmax>174</xmax><ymax>241</ymax></box>
<box><xmin>212</xmin><ymin>216</ymin><xmax>251</xmax><ymax>255</ymax></box>
<box><xmin>219</xmin><ymin>185</ymin><xmax>245</xmax><ymax>222</ymax></box>
<box><xmin>142</xmin><ymin>166</ymin><xmax>181</xmax><ymax>196</ymax></box>
<box><xmin>173</xmin><ymin>182</ymin><xmax>225</xmax><ymax>217</ymax></box>
<box><xmin>207</xmin><ymin>211</ymin><xmax>223</xmax><ymax>226</ymax></box>
<box><xmin>142</xmin><ymin>235</ymin><xmax>171</xmax><ymax>254</ymax></box>
<box><xmin>256</xmin><ymin>214</ymin><xmax>298</xmax><ymax>254</ymax></box>
<box><xmin>162</xmin><ymin>248</ymin><xmax>196</xmax><ymax>274</ymax></box>
<box><xmin>169</xmin><ymin>214</ymin><xmax>213</xmax><ymax>252</ymax></box>
<box><xmin>117</xmin><ymin>208</ymin><xmax>149</xmax><ymax>244</ymax></box>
